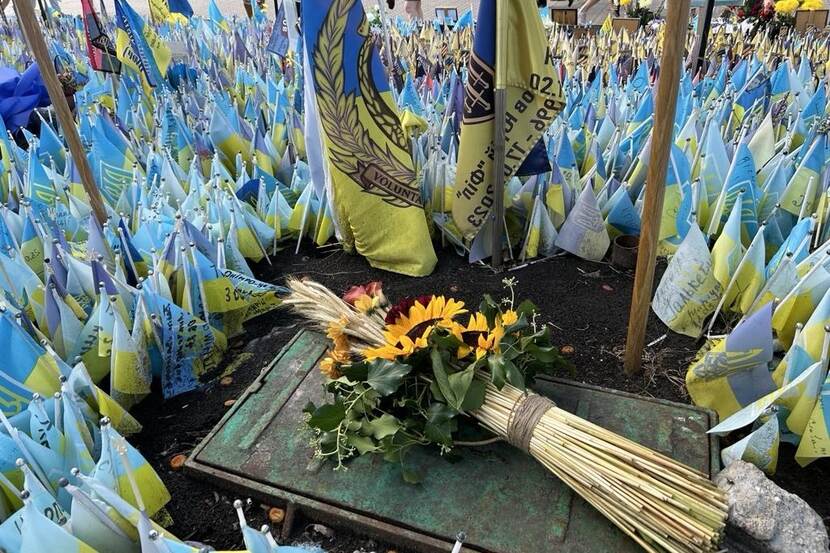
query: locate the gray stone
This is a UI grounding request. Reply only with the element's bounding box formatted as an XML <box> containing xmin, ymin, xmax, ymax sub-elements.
<box><xmin>715</xmin><ymin>460</ymin><xmax>829</xmax><ymax>553</ymax></box>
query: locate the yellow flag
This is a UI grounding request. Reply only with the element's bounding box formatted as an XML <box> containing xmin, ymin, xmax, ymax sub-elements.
<box><xmin>600</xmin><ymin>15</ymin><xmax>612</xmax><ymax>34</ymax></box>
<box><xmin>452</xmin><ymin>0</ymin><xmax>565</xmax><ymax>240</ymax></box>
<box><xmin>304</xmin><ymin>0</ymin><xmax>436</xmax><ymax>276</ymax></box>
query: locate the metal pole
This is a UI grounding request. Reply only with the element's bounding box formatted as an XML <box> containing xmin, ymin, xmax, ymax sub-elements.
<box><xmin>623</xmin><ymin>0</ymin><xmax>691</xmax><ymax>374</ymax></box>
<box><xmin>14</xmin><ymin>0</ymin><xmax>108</xmax><ymax>225</ymax></box>
<box><xmin>693</xmin><ymin>0</ymin><xmax>715</xmax><ymax>75</ymax></box>
<box><xmin>490</xmin><ymin>88</ymin><xmax>506</xmax><ymax>270</ymax></box>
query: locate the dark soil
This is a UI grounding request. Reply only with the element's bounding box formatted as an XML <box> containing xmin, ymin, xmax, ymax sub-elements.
<box><xmin>129</xmin><ymin>243</ymin><xmax>830</xmax><ymax>551</ymax></box>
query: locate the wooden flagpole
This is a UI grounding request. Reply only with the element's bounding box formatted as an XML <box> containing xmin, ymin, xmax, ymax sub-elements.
<box><xmin>13</xmin><ymin>0</ymin><xmax>108</xmax><ymax>225</ymax></box>
<box><xmin>623</xmin><ymin>0</ymin><xmax>691</xmax><ymax>375</ymax></box>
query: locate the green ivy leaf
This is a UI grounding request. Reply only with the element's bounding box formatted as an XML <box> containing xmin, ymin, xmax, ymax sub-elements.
<box><xmin>446</xmin><ymin>367</ymin><xmax>475</xmax><ymax>411</ymax></box>
<box><xmin>424</xmin><ymin>403</ymin><xmax>457</xmax><ymax>445</ymax></box>
<box><xmin>488</xmin><ymin>353</ymin><xmax>507</xmax><ymax>389</ymax></box>
<box><xmin>515</xmin><ymin>299</ymin><xmax>537</xmax><ymax>319</ymax></box>
<box><xmin>504</xmin><ymin>358</ymin><xmax>526</xmax><ymax>390</ymax></box>
<box><xmin>460</xmin><ymin>379</ymin><xmax>487</xmax><ymax>411</ymax></box>
<box><xmin>348</xmin><ymin>434</ymin><xmax>377</xmax><ymax>455</ymax></box>
<box><xmin>308</xmin><ymin>402</ymin><xmax>346</xmax><ymax>431</ymax></box>
<box><xmin>366</xmin><ymin>359</ymin><xmax>412</xmax><ymax>396</ymax></box>
<box><xmin>363</xmin><ymin>414</ymin><xmax>401</xmax><ymax>440</ymax></box>
<box><xmin>340</xmin><ymin>361</ymin><xmax>370</xmax><ymax>382</ymax></box>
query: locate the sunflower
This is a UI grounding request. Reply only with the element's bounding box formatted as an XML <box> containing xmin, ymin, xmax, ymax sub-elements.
<box><xmin>363</xmin><ymin>296</ymin><xmax>466</xmax><ymax>361</ymax></box>
<box><xmin>456</xmin><ymin>312</ymin><xmax>506</xmax><ymax>360</ymax></box>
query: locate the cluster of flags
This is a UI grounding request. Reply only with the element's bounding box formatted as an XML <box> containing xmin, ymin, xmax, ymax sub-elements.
<box><xmin>0</xmin><ymin>1</ymin><xmax>359</xmax><ymax>549</ymax></box>
<box><xmin>0</xmin><ymin>0</ymin><xmax>827</xmax><ymax>511</ymax></box>
<box><xmin>638</xmin><ymin>32</ymin><xmax>829</xmax><ymax>471</ymax></box>
<box><xmin>0</xmin><ymin>340</ymin><xmax>318</xmax><ymax>552</ymax></box>
<box><xmin>377</xmin><ymin>3</ymin><xmax>830</xmax><ymax>474</ymax></box>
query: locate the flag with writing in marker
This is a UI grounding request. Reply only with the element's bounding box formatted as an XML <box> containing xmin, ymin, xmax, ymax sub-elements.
<box><xmin>452</xmin><ymin>0</ymin><xmax>565</xmax><ymax>242</ymax></box>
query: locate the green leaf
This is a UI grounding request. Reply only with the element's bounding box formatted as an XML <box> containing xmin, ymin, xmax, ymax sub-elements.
<box><xmin>504</xmin><ymin>359</ymin><xmax>526</xmax><ymax>390</ymax></box>
<box><xmin>363</xmin><ymin>414</ymin><xmax>401</xmax><ymax>440</ymax></box>
<box><xmin>424</xmin><ymin>403</ymin><xmax>457</xmax><ymax>445</ymax></box>
<box><xmin>431</xmin><ymin>347</ymin><xmax>452</xmax><ymax>397</ymax></box>
<box><xmin>460</xmin><ymin>379</ymin><xmax>487</xmax><ymax>411</ymax></box>
<box><xmin>446</xmin><ymin>368</ymin><xmax>475</xmax><ymax>411</ymax></box>
<box><xmin>488</xmin><ymin>353</ymin><xmax>507</xmax><ymax>389</ymax></box>
<box><xmin>429</xmin><ymin>378</ymin><xmax>446</xmax><ymax>402</ymax></box>
<box><xmin>351</xmin><ymin>388</ymin><xmax>379</xmax><ymax>414</ymax></box>
<box><xmin>307</xmin><ymin>402</ymin><xmax>346</xmax><ymax>431</ymax></box>
<box><xmin>515</xmin><ymin>299</ymin><xmax>537</xmax><ymax>319</ymax></box>
<box><xmin>479</xmin><ymin>294</ymin><xmax>500</xmax><ymax>327</ymax></box>
<box><xmin>431</xmin><ymin>349</ymin><xmax>474</xmax><ymax>411</ymax></box>
<box><xmin>504</xmin><ymin>313</ymin><xmax>529</xmax><ymax>334</ymax></box>
<box><xmin>347</xmin><ymin>434</ymin><xmax>377</xmax><ymax>455</ymax></box>
<box><xmin>526</xmin><ymin>343</ymin><xmax>560</xmax><ymax>363</ymax></box>
<box><xmin>399</xmin><ymin>451</ymin><xmax>423</xmax><ymax>484</ymax></box>
<box><xmin>340</xmin><ymin>361</ymin><xmax>370</xmax><ymax>382</ymax></box>
<box><xmin>430</xmin><ymin>330</ymin><xmax>463</xmax><ymax>350</ymax></box>
<box><xmin>366</xmin><ymin>359</ymin><xmax>412</xmax><ymax>396</ymax></box>
<box><xmin>319</xmin><ymin>430</ymin><xmax>338</xmax><ymax>455</ymax></box>
<box><xmin>303</xmin><ymin>401</ymin><xmax>317</xmax><ymax>416</ymax></box>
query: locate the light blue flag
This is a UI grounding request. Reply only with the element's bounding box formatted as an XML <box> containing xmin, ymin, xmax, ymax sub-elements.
<box><xmin>208</xmin><ymin>0</ymin><xmax>230</xmax><ymax>32</ymax></box>
<box><xmin>398</xmin><ymin>73</ymin><xmax>424</xmax><ymax>117</ymax></box>
<box><xmin>709</xmin><ymin>142</ymin><xmax>758</xmax><ymax>241</ymax></box>
<box><xmin>19</xmin><ymin>498</ymin><xmax>93</xmax><ymax>553</ymax></box>
<box><xmin>605</xmin><ymin>185</ymin><xmax>641</xmax><ymax>237</ymax></box>
<box><xmin>766</xmin><ymin>216</ymin><xmax>812</xmax><ymax>277</ymax></box>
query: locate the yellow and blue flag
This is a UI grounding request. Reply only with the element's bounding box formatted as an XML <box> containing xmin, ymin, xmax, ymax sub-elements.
<box><xmin>302</xmin><ymin>0</ymin><xmax>437</xmax><ymax>276</ymax></box>
<box><xmin>452</xmin><ymin>0</ymin><xmax>565</xmax><ymax>241</ymax></box>
<box><xmin>779</xmin><ymin>134</ymin><xmax>826</xmax><ymax>217</ymax></box>
<box><xmin>114</xmin><ymin>0</ymin><xmax>171</xmax><ymax>88</ymax></box>
<box><xmin>687</xmin><ymin>302</ymin><xmax>777</xmax><ymax>419</ymax></box>
<box><xmin>653</xmin><ymin>224</ymin><xmax>722</xmax><ymax>337</ymax></box>
<box><xmin>711</xmin><ymin>191</ymin><xmax>746</xmax><ymax>291</ymax></box>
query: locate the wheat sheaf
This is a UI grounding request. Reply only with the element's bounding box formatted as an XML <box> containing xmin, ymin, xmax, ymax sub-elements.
<box><xmin>312</xmin><ymin>0</ymin><xmax>419</xmax><ymax>208</ymax></box>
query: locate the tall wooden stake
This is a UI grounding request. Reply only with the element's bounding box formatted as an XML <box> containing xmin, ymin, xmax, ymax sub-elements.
<box><xmin>490</xmin><ymin>88</ymin><xmax>506</xmax><ymax>271</ymax></box>
<box><xmin>14</xmin><ymin>0</ymin><xmax>108</xmax><ymax>225</ymax></box>
<box><xmin>623</xmin><ymin>0</ymin><xmax>691</xmax><ymax>375</ymax></box>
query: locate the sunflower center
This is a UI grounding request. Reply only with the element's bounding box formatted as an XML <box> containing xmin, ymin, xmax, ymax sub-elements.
<box><xmin>405</xmin><ymin>318</ymin><xmax>441</xmax><ymax>341</ymax></box>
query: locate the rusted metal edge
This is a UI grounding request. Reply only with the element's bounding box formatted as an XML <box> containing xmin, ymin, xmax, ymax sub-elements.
<box><xmin>536</xmin><ymin>375</ymin><xmax>721</xmax><ymax>477</ymax></box>
<box><xmin>184</xmin><ymin>458</ymin><xmax>470</xmax><ymax>553</ymax></box>
<box><xmin>187</xmin><ymin>330</ymin><xmax>308</xmax><ymax>462</ymax></box>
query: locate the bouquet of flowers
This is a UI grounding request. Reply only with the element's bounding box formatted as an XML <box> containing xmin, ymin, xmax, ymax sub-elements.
<box><xmin>614</xmin><ymin>0</ymin><xmax>661</xmax><ymax>26</ymax></box>
<box><xmin>284</xmin><ymin>279</ymin><xmax>727</xmax><ymax>553</ymax></box>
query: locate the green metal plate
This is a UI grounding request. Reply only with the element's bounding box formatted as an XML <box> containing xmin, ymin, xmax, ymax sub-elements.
<box><xmin>186</xmin><ymin>330</ymin><xmax>719</xmax><ymax>553</ymax></box>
